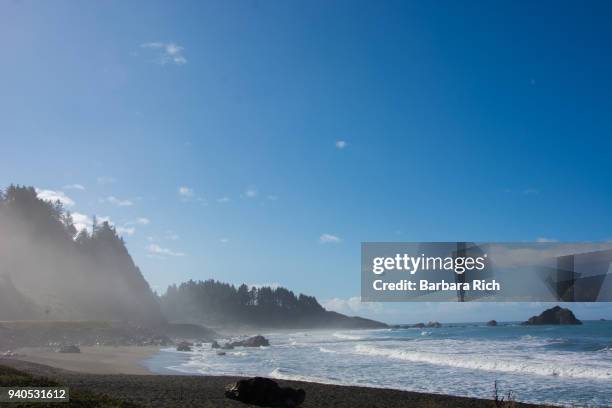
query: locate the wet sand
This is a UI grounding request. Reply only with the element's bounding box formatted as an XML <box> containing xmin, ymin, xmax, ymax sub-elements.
<box><xmin>12</xmin><ymin>345</ymin><xmax>159</xmax><ymax>375</ymax></box>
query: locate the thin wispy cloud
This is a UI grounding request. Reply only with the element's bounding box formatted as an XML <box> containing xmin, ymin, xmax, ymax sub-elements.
<box><xmin>35</xmin><ymin>188</ymin><xmax>75</xmax><ymax>208</ymax></box>
<box><xmin>216</xmin><ymin>196</ymin><xmax>230</xmax><ymax>203</ymax></box>
<box><xmin>536</xmin><ymin>237</ymin><xmax>558</xmax><ymax>243</ymax></box>
<box><xmin>63</xmin><ymin>184</ymin><xmax>85</xmax><ymax>191</ymax></box>
<box><xmin>178</xmin><ymin>186</ymin><xmax>194</xmax><ymax>198</ymax></box>
<box><xmin>219</xmin><ymin>238</ymin><xmax>229</xmax><ymax>244</ymax></box>
<box><xmin>244</xmin><ymin>186</ymin><xmax>258</xmax><ymax>198</ymax></box>
<box><xmin>97</xmin><ymin>176</ymin><xmax>116</xmax><ymax>185</ymax></box>
<box><xmin>267</xmin><ymin>195</ymin><xmax>278</xmax><ymax>201</ymax></box>
<box><xmin>102</xmin><ymin>196</ymin><xmax>133</xmax><ymax>206</ymax></box>
<box><xmin>141</xmin><ymin>42</ymin><xmax>187</xmax><ymax>65</ymax></box>
<box><xmin>323</xmin><ymin>296</ymin><xmax>383</xmax><ymax>315</ymax></box>
<box><xmin>319</xmin><ymin>233</ymin><xmax>342</xmax><ymax>244</ymax></box>
<box><xmin>116</xmin><ymin>226</ymin><xmax>135</xmax><ymax>236</ymax></box>
<box><xmin>523</xmin><ymin>188</ymin><xmax>539</xmax><ymax>195</ymax></box>
<box><xmin>146</xmin><ymin>243</ymin><xmax>185</xmax><ymax>257</ymax></box>
<box><xmin>136</xmin><ymin>217</ymin><xmax>150</xmax><ymax>225</ymax></box>
<box><xmin>335</xmin><ymin>140</ymin><xmax>348</xmax><ymax>149</ymax></box>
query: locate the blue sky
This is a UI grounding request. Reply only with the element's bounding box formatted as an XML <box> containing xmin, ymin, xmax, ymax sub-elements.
<box><xmin>1</xmin><ymin>0</ymin><xmax>612</xmax><ymax>323</ymax></box>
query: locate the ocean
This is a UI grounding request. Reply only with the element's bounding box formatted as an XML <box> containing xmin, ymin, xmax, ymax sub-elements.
<box><xmin>145</xmin><ymin>321</ymin><xmax>612</xmax><ymax>407</ymax></box>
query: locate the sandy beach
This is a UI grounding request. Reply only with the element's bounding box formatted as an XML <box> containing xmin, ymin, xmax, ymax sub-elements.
<box><xmin>11</xmin><ymin>345</ymin><xmax>159</xmax><ymax>375</ymax></box>
<box><xmin>0</xmin><ymin>349</ymin><xmax>550</xmax><ymax>408</ymax></box>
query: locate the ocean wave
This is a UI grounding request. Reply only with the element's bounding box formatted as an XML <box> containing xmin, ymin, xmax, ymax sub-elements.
<box><xmin>269</xmin><ymin>367</ymin><xmax>334</xmax><ymax>384</ymax></box>
<box><xmin>333</xmin><ymin>332</ymin><xmax>363</xmax><ymax>340</ymax></box>
<box><xmin>319</xmin><ymin>347</ymin><xmax>337</xmax><ymax>353</ymax></box>
<box><xmin>354</xmin><ymin>344</ymin><xmax>612</xmax><ymax>380</ymax></box>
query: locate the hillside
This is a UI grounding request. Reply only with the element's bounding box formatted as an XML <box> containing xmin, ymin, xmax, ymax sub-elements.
<box><xmin>0</xmin><ymin>184</ymin><xmax>385</xmax><ymax>330</ymax></box>
<box><xmin>0</xmin><ymin>185</ymin><xmax>163</xmax><ymax>325</ymax></box>
<box><xmin>159</xmin><ymin>280</ymin><xmax>387</xmax><ymax>329</ymax></box>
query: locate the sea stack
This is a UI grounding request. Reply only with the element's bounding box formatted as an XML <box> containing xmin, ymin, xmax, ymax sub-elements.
<box><xmin>486</xmin><ymin>320</ymin><xmax>497</xmax><ymax>326</ymax></box>
<box><xmin>523</xmin><ymin>306</ymin><xmax>582</xmax><ymax>325</ymax></box>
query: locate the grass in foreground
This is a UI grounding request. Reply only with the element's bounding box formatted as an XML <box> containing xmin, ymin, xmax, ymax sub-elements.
<box><xmin>0</xmin><ymin>365</ymin><xmax>141</xmax><ymax>407</ymax></box>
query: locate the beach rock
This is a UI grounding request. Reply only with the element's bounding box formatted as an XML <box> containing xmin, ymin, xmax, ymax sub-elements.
<box><xmin>411</xmin><ymin>322</ymin><xmax>441</xmax><ymax>328</ymax></box>
<box><xmin>486</xmin><ymin>320</ymin><xmax>497</xmax><ymax>326</ymax></box>
<box><xmin>228</xmin><ymin>335</ymin><xmax>270</xmax><ymax>348</ymax></box>
<box><xmin>221</xmin><ymin>343</ymin><xmax>235</xmax><ymax>349</ymax></box>
<box><xmin>225</xmin><ymin>377</ymin><xmax>305</xmax><ymax>407</ymax></box>
<box><xmin>57</xmin><ymin>344</ymin><xmax>80</xmax><ymax>353</ymax></box>
<box><xmin>523</xmin><ymin>306</ymin><xmax>582</xmax><ymax>325</ymax></box>
<box><xmin>211</xmin><ymin>340</ymin><xmax>220</xmax><ymax>349</ymax></box>
<box><xmin>216</xmin><ymin>351</ymin><xmax>226</xmax><ymax>356</ymax></box>
<box><xmin>1</xmin><ymin>350</ymin><xmax>23</xmax><ymax>357</ymax></box>
<box><xmin>176</xmin><ymin>341</ymin><xmax>192</xmax><ymax>352</ymax></box>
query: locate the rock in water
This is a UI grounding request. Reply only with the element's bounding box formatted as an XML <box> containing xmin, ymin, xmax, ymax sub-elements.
<box><xmin>523</xmin><ymin>306</ymin><xmax>582</xmax><ymax>325</ymax></box>
<box><xmin>57</xmin><ymin>344</ymin><xmax>80</xmax><ymax>353</ymax></box>
<box><xmin>225</xmin><ymin>377</ymin><xmax>305</xmax><ymax>407</ymax></box>
<box><xmin>176</xmin><ymin>341</ymin><xmax>193</xmax><ymax>351</ymax></box>
<box><xmin>486</xmin><ymin>320</ymin><xmax>497</xmax><ymax>326</ymax></box>
<box><xmin>228</xmin><ymin>335</ymin><xmax>270</xmax><ymax>347</ymax></box>
<box><xmin>211</xmin><ymin>340</ymin><xmax>221</xmax><ymax>349</ymax></box>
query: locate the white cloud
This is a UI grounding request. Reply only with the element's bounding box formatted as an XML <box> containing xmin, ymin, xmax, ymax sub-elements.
<box><xmin>319</xmin><ymin>233</ymin><xmax>342</xmax><ymax>244</ymax></box>
<box><xmin>267</xmin><ymin>195</ymin><xmax>278</xmax><ymax>201</ymax></box>
<box><xmin>167</xmin><ymin>233</ymin><xmax>179</xmax><ymax>241</ymax></box>
<box><xmin>102</xmin><ymin>196</ymin><xmax>133</xmax><ymax>206</ymax></box>
<box><xmin>178</xmin><ymin>186</ymin><xmax>194</xmax><ymax>198</ymax></box>
<box><xmin>71</xmin><ymin>212</ymin><xmax>93</xmax><ymax>233</ymax></box>
<box><xmin>116</xmin><ymin>226</ymin><xmax>136</xmax><ymax>236</ymax></box>
<box><xmin>216</xmin><ymin>196</ymin><xmax>230</xmax><ymax>203</ymax></box>
<box><xmin>71</xmin><ymin>213</ymin><xmax>114</xmax><ymax>233</ymax></box>
<box><xmin>136</xmin><ymin>217</ymin><xmax>150</xmax><ymax>225</ymax></box>
<box><xmin>523</xmin><ymin>188</ymin><xmax>539</xmax><ymax>195</ymax></box>
<box><xmin>335</xmin><ymin>140</ymin><xmax>348</xmax><ymax>149</ymax></box>
<box><xmin>245</xmin><ymin>186</ymin><xmax>258</xmax><ymax>198</ymax></box>
<box><xmin>219</xmin><ymin>238</ymin><xmax>229</xmax><ymax>243</ymax></box>
<box><xmin>35</xmin><ymin>188</ymin><xmax>75</xmax><ymax>208</ymax></box>
<box><xmin>63</xmin><ymin>184</ymin><xmax>85</xmax><ymax>191</ymax></box>
<box><xmin>536</xmin><ymin>237</ymin><xmax>558</xmax><ymax>243</ymax></box>
<box><xmin>322</xmin><ymin>296</ymin><xmax>383</xmax><ymax>315</ymax></box>
<box><xmin>146</xmin><ymin>243</ymin><xmax>185</xmax><ymax>257</ymax></box>
<box><xmin>141</xmin><ymin>42</ymin><xmax>187</xmax><ymax>65</ymax></box>
<box><xmin>97</xmin><ymin>176</ymin><xmax>116</xmax><ymax>185</ymax></box>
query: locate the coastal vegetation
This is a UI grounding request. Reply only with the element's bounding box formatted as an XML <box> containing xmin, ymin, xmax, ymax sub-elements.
<box><xmin>0</xmin><ymin>184</ymin><xmax>384</xmax><ymax>333</ymax></box>
<box><xmin>159</xmin><ymin>280</ymin><xmax>386</xmax><ymax>329</ymax></box>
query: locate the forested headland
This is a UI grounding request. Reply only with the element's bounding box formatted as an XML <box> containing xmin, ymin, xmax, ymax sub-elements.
<box><xmin>0</xmin><ymin>185</ymin><xmax>385</xmax><ymax>329</ymax></box>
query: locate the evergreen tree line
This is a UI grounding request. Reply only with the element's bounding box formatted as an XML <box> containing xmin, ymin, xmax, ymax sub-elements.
<box><xmin>0</xmin><ymin>185</ymin><xmax>384</xmax><ymax>329</ymax></box>
<box><xmin>159</xmin><ymin>280</ymin><xmax>384</xmax><ymax>329</ymax></box>
<box><xmin>0</xmin><ymin>185</ymin><xmax>163</xmax><ymax>324</ymax></box>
